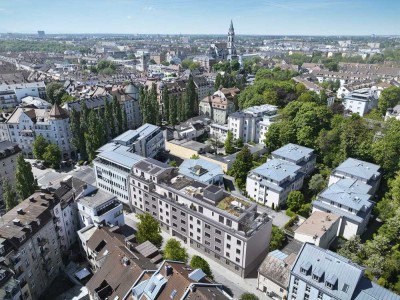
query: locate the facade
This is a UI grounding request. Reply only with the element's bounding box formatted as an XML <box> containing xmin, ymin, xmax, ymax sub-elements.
<box><xmin>271</xmin><ymin>143</ymin><xmax>317</xmax><ymax>176</ymax></box>
<box><xmin>199</xmin><ymin>87</ymin><xmax>239</xmax><ymax>124</ymax></box>
<box><xmin>136</xmin><ymin>50</ymin><xmax>150</xmax><ymax>72</ymax></box>
<box><xmin>294</xmin><ymin>212</ymin><xmax>340</xmax><ymax>249</ymax></box>
<box><xmin>328</xmin><ymin>158</ymin><xmax>381</xmax><ymax>195</ymax></box>
<box><xmin>227</xmin><ymin>104</ymin><xmax>278</xmax><ymax>144</ymax></box>
<box><xmin>93</xmin><ymin>124</ymin><xmax>164</xmax><ymax>206</ymax></box>
<box><xmin>178</xmin><ymin>158</ymin><xmax>224</xmax><ymax>185</ymax></box>
<box><xmin>0</xmin><ymin>192</ymin><xmax>64</xmax><ymax>300</ymax></box>
<box><xmin>257</xmin><ymin>250</ymin><xmax>296</xmax><ymax>299</ymax></box>
<box><xmin>20</xmin><ymin>96</ymin><xmax>52</xmax><ymax>109</ymax></box>
<box><xmin>227</xmin><ymin>20</ymin><xmax>238</xmax><ymax>61</ymax></box>
<box><xmin>246</xmin><ymin>158</ymin><xmax>305</xmax><ymax>208</ymax></box>
<box><xmin>77</xmin><ymin>189</ymin><xmax>124</xmax><ymax>228</ymax></box>
<box><xmin>288</xmin><ymin>243</ymin><xmax>400</xmax><ymax>300</ymax></box>
<box><xmin>0</xmin><ymin>141</ymin><xmax>20</xmax><ymax>202</ymax></box>
<box><xmin>0</xmin><ymin>82</ymin><xmax>46</xmax><ymax>111</ymax></box>
<box><xmin>129</xmin><ymin>158</ymin><xmax>272</xmax><ymax>277</ymax></box>
<box><xmin>342</xmin><ymin>88</ymin><xmax>378</xmax><ymax>116</ymax></box>
<box><xmin>110</xmin><ymin>83</ymin><xmax>142</xmax><ymax>129</ymax></box>
<box><xmin>0</xmin><ymin>104</ymin><xmax>74</xmax><ymax>159</ymax></box>
<box><xmin>312</xmin><ymin>178</ymin><xmax>374</xmax><ymax>239</ymax></box>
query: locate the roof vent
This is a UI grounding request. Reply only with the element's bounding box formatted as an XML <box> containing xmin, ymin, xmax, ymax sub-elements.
<box><xmin>165</xmin><ymin>265</ymin><xmax>173</xmax><ymax>277</ymax></box>
<box><xmin>40</xmin><ymin>193</ymin><xmax>46</xmax><ymax>199</ymax></box>
<box><xmin>13</xmin><ymin>219</ymin><xmax>21</xmax><ymax>226</ymax></box>
<box><xmin>29</xmin><ymin>197</ymin><xmax>35</xmax><ymax>202</ymax></box>
<box><xmin>17</xmin><ymin>208</ymin><xmax>24</xmax><ymax>215</ymax></box>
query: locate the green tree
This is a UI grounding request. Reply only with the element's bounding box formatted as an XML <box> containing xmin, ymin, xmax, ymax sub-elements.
<box><xmin>240</xmin><ymin>293</ymin><xmax>259</xmax><ymax>300</ymax></box>
<box><xmin>112</xmin><ymin>95</ymin><xmax>123</xmax><ymax>135</ymax></box>
<box><xmin>168</xmin><ymin>160</ymin><xmax>178</xmax><ymax>167</ymax></box>
<box><xmin>105</xmin><ymin>100</ymin><xmax>115</xmax><ymax>138</ymax></box>
<box><xmin>286</xmin><ymin>191</ymin><xmax>305</xmax><ymax>212</ymax></box>
<box><xmin>3</xmin><ymin>179</ymin><xmax>17</xmax><ymax>211</ymax></box>
<box><xmin>235</xmin><ymin>137</ymin><xmax>244</xmax><ymax>149</ymax></box>
<box><xmin>136</xmin><ymin>213</ymin><xmax>163</xmax><ymax>248</ymax></box>
<box><xmin>229</xmin><ymin>146</ymin><xmax>253</xmax><ymax>190</ymax></box>
<box><xmin>169</xmin><ymin>95</ymin><xmax>178</xmax><ymax>125</ymax></box>
<box><xmin>46</xmin><ymin>82</ymin><xmax>66</xmax><ymax>104</ymax></box>
<box><xmin>269</xmin><ymin>225</ymin><xmax>286</xmax><ymax>251</ymax></box>
<box><xmin>190</xmin><ymin>154</ymin><xmax>200</xmax><ymax>159</ymax></box>
<box><xmin>163</xmin><ymin>89</ymin><xmax>170</xmax><ymax>123</ymax></box>
<box><xmin>122</xmin><ymin>107</ymin><xmax>128</xmax><ymax>131</ymax></box>
<box><xmin>224</xmin><ymin>130</ymin><xmax>235</xmax><ymax>154</ymax></box>
<box><xmin>337</xmin><ymin>235</ymin><xmax>366</xmax><ymax>265</ymax></box>
<box><xmin>186</xmin><ymin>75</ymin><xmax>197</xmax><ymax>117</ymax></box>
<box><xmin>308</xmin><ymin>174</ymin><xmax>326</xmax><ymax>195</ymax></box>
<box><xmin>85</xmin><ymin>110</ymin><xmax>107</xmax><ymax>162</ymax></box>
<box><xmin>70</xmin><ymin>107</ymin><xmax>86</xmax><ymax>160</ymax></box>
<box><xmin>43</xmin><ymin>144</ymin><xmax>61</xmax><ymax>169</ymax></box>
<box><xmin>190</xmin><ymin>255</ymin><xmax>212</xmax><ymax>278</ymax></box>
<box><xmin>230</xmin><ymin>59</ymin><xmax>240</xmax><ymax>71</ymax></box>
<box><xmin>163</xmin><ymin>238</ymin><xmax>188</xmax><ymax>262</ymax></box>
<box><xmin>378</xmin><ymin>86</ymin><xmax>400</xmax><ymax>115</ymax></box>
<box><xmin>32</xmin><ymin>135</ymin><xmax>49</xmax><ymax>160</ymax></box>
<box><xmin>15</xmin><ymin>154</ymin><xmax>36</xmax><ymax>200</ymax></box>
<box><xmin>214</xmin><ymin>73</ymin><xmax>223</xmax><ymax>91</ymax></box>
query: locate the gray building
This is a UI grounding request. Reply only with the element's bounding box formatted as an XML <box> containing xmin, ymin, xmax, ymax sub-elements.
<box><xmin>288</xmin><ymin>243</ymin><xmax>400</xmax><ymax>300</ymax></box>
<box><xmin>128</xmin><ymin>158</ymin><xmax>272</xmax><ymax>277</ymax></box>
<box><xmin>0</xmin><ymin>141</ymin><xmax>20</xmax><ymax>203</ymax></box>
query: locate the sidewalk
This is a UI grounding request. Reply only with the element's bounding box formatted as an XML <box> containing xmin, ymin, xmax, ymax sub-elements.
<box><xmin>125</xmin><ymin>213</ymin><xmax>272</xmax><ymax>300</ymax></box>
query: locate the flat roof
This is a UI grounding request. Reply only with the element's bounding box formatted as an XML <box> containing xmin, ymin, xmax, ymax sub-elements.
<box><xmin>334</xmin><ymin>158</ymin><xmax>380</xmax><ymax>181</ymax></box>
<box><xmin>251</xmin><ymin>158</ymin><xmax>302</xmax><ymax>182</ymax></box>
<box><xmin>179</xmin><ymin>159</ymin><xmax>223</xmax><ymax>183</ymax></box>
<box><xmin>96</xmin><ymin>144</ymin><xmax>144</xmax><ymax>170</ymax></box>
<box><xmin>79</xmin><ymin>190</ymin><xmax>115</xmax><ymax>209</ymax></box>
<box><xmin>294</xmin><ymin>211</ymin><xmax>340</xmax><ymax>238</ymax></box>
<box><xmin>272</xmin><ymin>143</ymin><xmax>314</xmax><ymax>162</ymax></box>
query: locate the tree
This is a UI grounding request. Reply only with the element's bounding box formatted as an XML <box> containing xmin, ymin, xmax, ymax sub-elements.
<box><xmin>112</xmin><ymin>95</ymin><xmax>123</xmax><ymax>135</ymax></box>
<box><xmin>3</xmin><ymin>179</ymin><xmax>17</xmax><ymax>211</ymax></box>
<box><xmin>378</xmin><ymin>86</ymin><xmax>400</xmax><ymax>115</ymax></box>
<box><xmin>85</xmin><ymin>110</ymin><xmax>107</xmax><ymax>162</ymax></box>
<box><xmin>122</xmin><ymin>107</ymin><xmax>128</xmax><ymax>131</ymax></box>
<box><xmin>32</xmin><ymin>135</ymin><xmax>49</xmax><ymax>160</ymax></box>
<box><xmin>230</xmin><ymin>59</ymin><xmax>240</xmax><ymax>71</ymax></box>
<box><xmin>105</xmin><ymin>100</ymin><xmax>115</xmax><ymax>138</ymax></box>
<box><xmin>208</xmin><ymin>133</ymin><xmax>223</xmax><ymax>154</ymax></box>
<box><xmin>136</xmin><ymin>213</ymin><xmax>163</xmax><ymax>247</ymax></box>
<box><xmin>169</xmin><ymin>95</ymin><xmax>178</xmax><ymax>125</ymax></box>
<box><xmin>190</xmin><ymin>255</ymin><xmax>212</xmax><ymax>278</ymax></box>
<box><xmin>163</xmin><ymin>238</ymin><xmax>188</xmax><ymax>262</ymax></box>
<box><xmin>168</xmin><ymin>160</ymin><xmax>178</xmax><ymax>167</ymax></box>
<box><xmin>214</xmin><ymin>73</ymin><xmax>223</xmax><ymax>91</ymax></box>
<box><xmin>338</xmin><ymin>235</ymin><xmax>366</xmax><ymax>265</ymax></box>
<box><xmin>235</xmin><ymin>137</ymin><xmax>244</xmax><ymax>149</ymax></box>
<box><xmin>224</xmin><ymin>130</ymin><xmax>235</xmax><ymax>154</ymax></box>
<box><xmin>46</xmin><ymin>82</ymin><xmax>66</xmax><ymax>104</ymax></box>
<box><xmin>185</xmin><ymin>75</ymin><xmax>197</xmax><ymax>117</ymax></box>
<box><xmin>15</xmin><ymin>154</ymin><xmax>36</xmax><ymax>201</ymax></box>
<box><xmin>308</xmin><ymin>174</ymin><xmax>326</xmax><ymax>195</ymax></box>
<box><xmin>269</xmin><ymin>225</ymin><xmax>286</xmax><ymax>251</ymax></box>
<box><xmin>286</xmin><ymin>191</ymin><xmax>305</xmax><ymax>212</ymax></box>
<box><xmin>163</xmin><ymin>89</ymin><xmax>170</xmax><ymax>123</ymax></box>
<box><xmin>43</xmin><ymin>144</ymin><xmax>61</xmax><ymax>169</ymax></box>
<box><xmin>190</xmin><ymin>154</ymin><xmax>200</xmax><ymax>159</ymax></box>
<box><xmin>240</xmin><ymin>293</ymin><xmax>259</xmax><ymax>300</ymax></box>
<box><xmin>229</xmin><ymin>146</ymin><xmax>253</xmax><ymax>190</ymax></box>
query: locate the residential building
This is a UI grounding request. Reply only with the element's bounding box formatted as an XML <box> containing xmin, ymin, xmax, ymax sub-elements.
<box><xmin>0</xmin><ymin>104</ymin><xmax>74</xmax><ymax>159</ymax></box>
<box><xmin>0</xmin><ymin>266</ymin><xmax>29</xmax><ymax>300</ymax></box>
<box><xmin>0</xmin><ymin>192</ymin><xmax>64</xmax><ymax>299</ymax></box>
<box><xmin>179</xmin><ymin>158</ymin><xmax>224</xmax><ymax>185</ymax></box>
<box><xmin>93</xmin><ymin>124</ymin><xmax>164</xmax><ymax>206</ymax></box>
<box><xmin>136</xmin><ymin>50</ymin><xmax>150</xmax><ymax>72</ymax></box>
<box><xmin>193</xmin><ymin>76</ymin><xmax>215</xmax><ymax>102</ymax></box>
<box><xmin>385</xmin><ymin>104</ymin><xmax>400</xmax><ymax>121</ymax></box>
<box><xmin>173</xmin><ymin>119</ymin><xmax>207</xmax><ymax>141</ymax></box>
<box><xmin>342</xmin><ymin>88</ymin><xmax>378</xmax><ymax>116</ymax></box>
<box><xmin>0</xmin><ymin>82</ymin><xmax>46</xmax><ymax>111</ymax></box>
<box><xmin>294</xmin><ymin>212</ymin><xmax>340</xmax><ymax>249</ymax></box>
<box><xmin>20</xmin><ymin>96</ymin><xmax>52</xmax><ymax>109</ymax></box>
<box><xmin>199</xmin><ymin>87</ymin><xmax>239</xmax><ymax>124</ymax></box>
<box><xmin>288</xmin><ymin>243</ymin><xmax>400</xmax><ymax>300</ymax></box>
<box><xmin>246</xmin><ymin>159</ymin><xmax>305</xmax><ymax>208</ymax></box>
<box><xmin>312</xmin><ymin>178</ymin><xmax>374</xmax><ymax>239</ymax></box>
<box><xmin>129</xmin><ymin>158</ymin><xmax>272</xmax><ymax>277</ymax></box>
<box><xmin>328</xmin><ymin>158</ymin><xmax>381</xmax><ymax>195</ymax></box>
<box><xmin>257</xmin><ymin>250</ymin><xmax>297</xmax><ymax>299</ymax></box>
<box><xmin>271</xmin><ymin>143</ymin><xmax>316</xmax><ymax>176</ymax></box>
<box><xmin>77</xmin><ymin>189</ymin><xmax>124</xmax><ymax>228</ymax></box>
<box><xmin>227</xmin><ymin>104</ymin><xmax>278</xmax><ymax>144</ymax></box>
<box><xmin>0</xmin><ymin>141</ymin><xmax>20</xmax><ymax>202</ymax></box>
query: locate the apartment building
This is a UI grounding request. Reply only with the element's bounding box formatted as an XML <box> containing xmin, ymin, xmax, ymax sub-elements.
<box><xmin>129</xmin><ymin>158</ymin><xmax>272</xmax><ymax>277</ymax></box>
<box><xmin>0</xmin><ymin>82</ymin><xmax>46</xmax><ymax>111</ymax></box>
<box><xmin>328</xmin><ymin>158</ymin><xmax>381</xmax><ymax>195</ymax></box>
<box><xmin>178</xmin><ymin>158</ymin><xmax>224</xmax><ymax>185</ymax></box>
<box><xmin>77</xmin><ymin>189</ymin><xmax>124</xmax><ymax>228</ymax></box>
<box><xmin>288</xmin><ymin>243</ymin><xmax>399</xmax><ymax>300</ymax></box>
<box><xmin>93</xmin><ymin>124</ymin><xmax>164</xmax><ymax>206</ymax></box>
<box><xmin>0</xmin><ymin>104</ymin><xmax>74</xmax><ymax>159</ymax></box>
<box><xmin>0</xmin><ymin>266</ymin><xmax>28</xmax><ymax>300</ymax></box>
<box><xmin>0</xmin><ymin>141</ymin><xmax>20</xmax><ymax>202</ymax></box>
<box><xmin>342</xmin><ymin>88</ymin><xmax>378</xmax><ymax>116</ymax></box>
<box><xmin>199</xmin><ymin>88</ymin><xmax>239</xmax><ymax>124</ymax></box>
<box><xmin>0</xmin><ymin>192</ymin><xmax>64</xmax><ymax>300</ymax></box>
<box><xmin>312</xmin><ymin>178</ymin><xmax>374</xmax><ymax>239</ymax></box>
<box><xmin>271</xmin><ymin>143</ymin><xmax>316</xmax><ymax>176</ymax></box>
<box><xmin>246</xmin><ymin>159</ymin><xmax>305</xmax><ymax>208</ymax></box>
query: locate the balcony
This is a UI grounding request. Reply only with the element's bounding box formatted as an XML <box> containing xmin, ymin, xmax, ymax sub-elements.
<box><xmin>37</xmin><ymin>237</ymin><xmax>48</xmax><ymax>247</ymax></box>
<box><xmin>10</xmin><ymin>254</ymin><xmax>22</xmax><ymax>268</ymax></box>
<box><xmin>95</xmin><ymin>201</ymin><xmax>122</xmax><ymax>217</ymax></box>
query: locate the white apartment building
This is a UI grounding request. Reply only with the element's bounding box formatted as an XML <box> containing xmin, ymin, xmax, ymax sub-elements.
<box><xmin>0</xmin><ymin>141</ymin><xmax>20</xmax><ymax>202</ymax></box>
<box><xmin>342</xmin><ymin>88</ymin><xmax>378</xmax><ymax>116</ymax></box>
<box><xmin>93</xmin><ymin>124</ymin><xmax>164</xmax><ymax>206</ymax></box>
<box><xmin>77</xmin><ymin>189</ymin><xmax>124</xmax><ymax>228</ymax></box>
<box><xmin>0</xmin><ymin>82</ymin><xmax>46</xmax><ymax>111</ymax></box>
<box><xmin>246</xmin><ymin>158</ymin><xmax>305</xmax><ymax>208</ymax></box>
<box><xmin>129</xmin><ymin>158</ymin><xmax>272</xmax><ymax>277</ymax></box>
<box><xmin>0</xmin><ymin>104</ymin><xmax>74</xmax><ymax>159</ymax></box>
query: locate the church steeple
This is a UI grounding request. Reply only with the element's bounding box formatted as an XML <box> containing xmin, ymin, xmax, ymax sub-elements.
<box><xmin>227</xmin><ymin>20</ymin><xmax>237</xmax><ymax>60</ymax></box>
<box><xmin>229</xmin><ymin>20</ymin><xmax>234</xmax><ymax>34</ymax></box>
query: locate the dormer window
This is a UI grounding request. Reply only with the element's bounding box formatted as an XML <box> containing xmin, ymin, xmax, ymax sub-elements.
<box><xmin>325</xmin><ymin>281</ymin><xmax>333</xmax><ymax>289</ymax></box>
<box><xmin>313</xmin><ymin>274</ymin><xmax>320</xmax><ymax>282</ymax></box>
<box><xmin>300</xmin><ymin>261</ymin><xmax>311</xmax><ymax>275</ymax></box>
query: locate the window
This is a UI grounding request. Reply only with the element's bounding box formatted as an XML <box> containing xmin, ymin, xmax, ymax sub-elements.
<box><xmin>215</xmin><ymin>229</ymin><xmax>221</xmax><ymax>235</ymax></box>
<box><xmin>342</xmin><ymin>283</ymin><xmax>349</xmax><ymax>293</ymax></box>
<box><xmin>226</xmin><ymin>219</ymin><xmax>232</xmax><ymax>227</ymax></box>
<box><xmin>205</xmin><ymin>223</ymin><xmax>211</xmax><ymax>229</ymax></box>
<box><xmin>294</xmin><ymin>277</ymin><xmax>299</xmax><ymax>285</ymax></box>
<box><xmin>236</xmin><ymin>249</ymin><xmax>241</xmax><ymax>254</ymax></box>
<box><xmin>304</xmin><ymin>294</ymin><xmax>309</xmax><ymax>300</ymax></box>
<box><xmin>197</xmin><ymin>228</ymin><xmax>201</xmax><ymax>233</ymax></box>
<box><xmin>226</xmin><ymin>252</ymin><xmax>230</xmax><ymax>257</ymax></box>
<box><xmin>226</xmin><ymin>244</ymin><xmax>231</xmax><ymax>249</ymax></box>
<box><xmin>305</xmin><ymin>285</ymin><xmax>311</xmax><ymax>293</ymax></box>
<box><xmin>215</xmin><ymin>246</ymin><xmax>221</xmax><ymax>252</ymax></box>
<box><xmin>292</xmin><ymin>287</ymin><xmax>297</xmax><ymax>294</ymax></box>
<box><xmin>237</xmin><ymin>240</ymin><xmax>241</xmax><ymax>246</ymax></box>
<box><xmin>189</xmin><ymin>216</ymin><xmax>193</xmax><ymax>221</ymax></box>
<box><xmin>313</xmin><ymin>274</ymin><xmax>320</xmax><ymax>282</ymax></box>
<box><xmin>172</xmin><ymin>207</ymin><xmax>177</xmax><ymax>212</ymax></box>
<box><xmin>219</xmin><ymin>216</ymin><xmax>224</xmax><ymax>223</ymax></box>
<box><xmin>215</xmin><ymin>238</ymin><xmax>221</xmax><ymax>244</ymax></box>
<box><xmin>198</xmin><ymin>206</ymin><xmax>203</xmax><ymax>213</ymax></box>
<box><xmin>325</xmin><ymin>281</ymin><xmax>333</xmax><ymax>289</ymax></box>
<box><xmin>181</xmin><ymin>212</ymin><xmax>186</xmax><ymax>217</ymax></box>
<box><xmin>236</xmin><ymin>257</ymin><xmax>240</xmax><ymax>263</ymax></box>
<box><xmin>227</xmin><ymin>235</ymin><xmax>231</xmax><ymax>241</ymax></box>
<box><xmin>205</xmin><ymin>232</ymin><xmax>210</xmax><ymax>238</ymax></box>
<box><xmin>300</xmin><ymin>267</ymin><xmax>307</xmax><ymax>274</ymax></box>
<box><xmin>317</xmin><ymin>292</ymin><xmax>323</xmax><ymax>299</ymax></box>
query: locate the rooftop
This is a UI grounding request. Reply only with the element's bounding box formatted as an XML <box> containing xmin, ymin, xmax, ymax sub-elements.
<box><xmin>179</xmin><ymin>159</ymin><xmax>223</xmax><ymax>183</ymax></box>
<box><xmin>216</xmin><ymin>195</ymin><xmax>252</xmax><ymax>217</ymax></box>
<box><xmin>79</xmin><ymin>190</ymin><xmax>116</xmax><ymax>209</ymax></box>
<box><xmin>294</xmin><ymin>211</ymin><xmax>340</xmax><ymax>238</ymax></box>
<box><xmin>334</xmin><ymin>158</ymin><xmax>380</xmax><ymax>182</ymax></box>
<box><xmin>250</xmin><ymin>158</ymin><xmax>302</xmax><ymax>182</ymax></box>
<box><xmin>272</xmin><ymin>143</ymin><xmax>315</xmax><ymax>163</ymax></box>
<box><xmin>0</xmin><ymin>141</ymin><xmax>20</xmax><ymax>159</ymax></box>
<box><xmin>95</xmin><ymin>144</ymin><xmax>144</xmax><ymax>170</ymax></box>
<box><xmin>258</xmin><ymin>250</ymin><xmax>296</xmax><ymax>288</ymax></box>
<box><xmin>113</xmin><ymin>123</ymin><xmax>160</xmax><ymax>146</ymax></box>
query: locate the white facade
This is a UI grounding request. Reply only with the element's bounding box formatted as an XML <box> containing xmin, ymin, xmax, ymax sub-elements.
<box><xmin>0</xmin><ymin>141</ymin><xmax>20</xmax><ymax>202</ymax></box>
<box><xmin>0</xmin><ymin>82</ymin><xmax>46</xmax><ymax>111</ymax></box>
<box><xmin>342</xmin><ymin>88</ymin><xmax>378</xmax><ymax>116</ymax></box>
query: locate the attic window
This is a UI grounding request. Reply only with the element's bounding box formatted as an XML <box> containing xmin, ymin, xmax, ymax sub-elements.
<box><xmin>325</xmin><ymin>281</ymin><xmax>334</xmax><ymax>289</ymax></box>
<box><xmin>342</xmin><ymin>283</ymin><xmax>349</xmax><ymax>293</ymax></box>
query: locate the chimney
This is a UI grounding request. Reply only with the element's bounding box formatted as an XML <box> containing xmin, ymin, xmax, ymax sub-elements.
<box><xmin>13</xmin><ymin>219</ymin><xmax>21</xmax><ymax>226</ymax></box>
<box><xmin>40</xmin><ymin>193</ymin><xmax>46</xmax><ymax>199</ymax></box>
<box><xmin>165</xmin><ymin>265</ymin><xmax>173</xmax><ymax>276</ymax></box>
<box><xmin>17</xmin><ymin>208</ymin><xmax>24</xmax><ymax>215</ymax></box>
<box><xmin>29</xmin><ymin>196</ymin><xmax>35</xmax><ymax>202</ymax></box>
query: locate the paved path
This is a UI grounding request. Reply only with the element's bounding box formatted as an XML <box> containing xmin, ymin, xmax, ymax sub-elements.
<box><xmin>124</xmin><ymin>213</ymin><xmax>272</xmax><ymax>300</ymax></box>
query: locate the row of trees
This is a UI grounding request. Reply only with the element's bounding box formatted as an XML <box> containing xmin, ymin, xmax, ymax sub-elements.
<box><xmin>70</xmin><ymin>96</ymin><xmax>127</xmax><ymax>161</ymax></box>
<box><xmin>3</xmin><ymin>154</ymin><xmax>37</xmax><ymax>211</ymax></box>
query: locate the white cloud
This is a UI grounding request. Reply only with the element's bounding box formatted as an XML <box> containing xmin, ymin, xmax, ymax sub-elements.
<box><xmin>143</xmin><ymin>6</ymin><xmax>153</xmax><ymax>11</ymax></box>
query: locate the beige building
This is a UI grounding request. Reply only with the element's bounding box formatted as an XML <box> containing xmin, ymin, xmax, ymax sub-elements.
<box><xmin>294</xmin><ymin>211</ymin><xmax>340</xmax><ymax>249</ymax></box>
<box><xmin>0</xmin><ymin>141</ymin><xmax>20</xmax><ymax>203</ymax></box>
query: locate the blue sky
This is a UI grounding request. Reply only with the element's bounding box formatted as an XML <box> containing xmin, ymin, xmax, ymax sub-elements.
<box><xmin>0</xmin><ymin>0</ymin><xmax>398</xmax><ymax>35</ymax></box>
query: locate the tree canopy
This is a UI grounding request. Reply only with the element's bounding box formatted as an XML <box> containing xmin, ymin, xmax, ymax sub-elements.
<box><xmin>163</xmin><ymin>238</ymin><xmax>188</xmax><ymax>262</ymax></box>
<box><xmin>136</xmin><ymin>213</ymin><xmax>163</xmax><ymax>248</ymax></box>
<box><xmin>32</xmin><ymin>135</ymin><xmax>49</xmax><ymax>160</ymax></box>
<box><xmin>190</xmin><ymin>255</ymin><xmax>213</xmax><ymax>278</ymax></box>
<box><xmin>15</xmin><ymin>154</ymin><xmax>36</xmax><ymax>201</ymax></box>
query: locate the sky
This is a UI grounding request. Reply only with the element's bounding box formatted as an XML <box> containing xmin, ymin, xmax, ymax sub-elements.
<box><xmin>0</xmin><ymin>0</ymin><xmax>399</xmax><ymax>35</ymax></box>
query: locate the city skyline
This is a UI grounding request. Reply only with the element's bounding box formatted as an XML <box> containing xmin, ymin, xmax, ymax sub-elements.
<box><xmin>0</xmin><ymin>0</ymin><xmax>399</xmax><ymax>35</ymax></box>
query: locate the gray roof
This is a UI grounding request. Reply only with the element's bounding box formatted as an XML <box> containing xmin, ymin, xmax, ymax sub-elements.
<box><xmin>250</xmin><ymin>158</ymin><xmax>302</xmax><ymax>182</ymax></box>
<box><xmin>96</xmin><ymin>144</ymin><xmax>144</xmax><ymax>170</ymax></box>
<box><xmin>79</xmin><ymin>190</ymin><xmax>116</xmax><ymax>209</ymax></box>
<box><xmin>179</xmin><ymin>159</ymin><xmax>223</xmax><ymax>183</ymax></box>
<box><xmin>318</xmin><ymin>182</ymin><xmax>373</xmax><ymax>212</ymax></box>
<box><xmin>292</xmin><ymin>243</ymin><xmax>364</xmax><ymax>300</ymax></box>
<box><xmin>272</xmin><ymin>143</ymin><xmax>314</xmax><ymax>163</ymax></box>
<box><xmin>334</xmin><ymin>178</ymin><xmax>372</xmax><ymax>195</ymax></box>
<box><xmin>258</xmin><ymin>250</ymin><xmax>296</xmax><ymax>288</ymax></box>
<box><xmin>312</xmin><ymin>200</ymin><xmax>364</xmax><ymax>224</ymax></box>
<box><xmin>352</xmin><ymin>277</ymin><xmax>400</xmax><ymax>300</ymax></box>
<box><xmin>334</xmin><ymin>158</ymin><xmax>380</xmax><ymax>182</ymax></box>
<box><xmin>113</xmin><ymin>123</ymin><xmax>160</xmax><ymax>146</ymax></box>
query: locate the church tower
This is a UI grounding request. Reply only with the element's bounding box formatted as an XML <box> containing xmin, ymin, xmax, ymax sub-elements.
<box><xmin>227</xmin><ymin>20</ymin><xmax>237</xmax><ymax>60</ymax></box>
